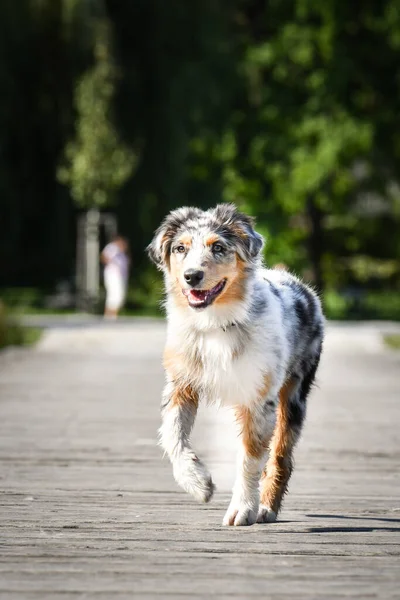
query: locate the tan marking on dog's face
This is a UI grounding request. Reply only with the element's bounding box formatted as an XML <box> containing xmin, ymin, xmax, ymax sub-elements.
<box><xmin>166</xmin><ymin>224</ymin><xmax>251</xmax><ymax>309</ymax></box>
<box><xmin>204</xmin><ymin>233</ymin><xmax>220</xmax><ymax>246</ymax></box>
<box><xmin>177</xmin><ymin>233</ymin><xmax>193</xmax><ymax>247</ymax></box>
<box><xmin>169</xmin><ymin>242</ymin><xmax>247</xmax><ymax>308</ymax></box>
<box><xmin>165</xmin><ymin>233</ymin><xmax>192</xmax><ymax>272</ymax></box>
<box><xmin>169</xmin><ymin>254</ymin><xmax>192</xmax><ymax>310</ymax></box>
<box><xmin>213</xmin><ymin>255</ymin><xmax>247</xmax><ymax>306</ymax></box>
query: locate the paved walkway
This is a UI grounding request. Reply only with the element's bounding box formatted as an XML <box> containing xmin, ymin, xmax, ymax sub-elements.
<box><xmin>0</xmin><ymin>320</ymin><xmax>400</xmax><ymax>599</ymax></box>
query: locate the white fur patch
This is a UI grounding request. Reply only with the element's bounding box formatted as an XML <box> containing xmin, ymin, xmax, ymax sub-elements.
<box><xmin>257</xmin><ymin>504</ymin><xmax>277</xmax><ymax>523</ymax></box>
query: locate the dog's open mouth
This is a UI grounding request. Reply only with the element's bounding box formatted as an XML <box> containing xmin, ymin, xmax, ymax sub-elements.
<box><xmin>183</xmin><ymin>279</ymin><xmax>227</xmax><ymax>309</ymax></box>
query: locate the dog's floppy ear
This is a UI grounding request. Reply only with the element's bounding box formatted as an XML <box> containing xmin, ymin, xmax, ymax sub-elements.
<box><xmin>146</xmin><ymin>229</ymin><xmax>167</xmax><ymax>268</ymax></box>
<box><xmin>147</xmin><ymin>206</ymin><xmax>202</xmax><ymax>270</ymax></box>
<box><xmin>213</xmin><ymin>203</ymin><xmax>264</xmax><ymax>260</ymax></box>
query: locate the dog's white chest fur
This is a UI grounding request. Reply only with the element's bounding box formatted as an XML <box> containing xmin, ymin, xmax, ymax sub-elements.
<box><xmin>199</xmin><ymin>329</ymin><xmax>262</xmax><ymax>406</ymax></box>
<box><xmin>168</xmin><ymin>322</ymin><xmax>279</xmax><ymax>407</ymax></box>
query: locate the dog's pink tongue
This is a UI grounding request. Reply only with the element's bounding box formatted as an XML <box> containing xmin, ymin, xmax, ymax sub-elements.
<box><xmin>189</xmin><ymin>290</ymin><xmax>207</xmax><ymax>301</ymax></box>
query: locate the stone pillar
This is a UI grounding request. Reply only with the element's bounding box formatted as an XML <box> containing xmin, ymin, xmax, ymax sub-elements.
<box><xmin>76</xmin><ymin>209</ymin><xmax>100</xmax><ymax>311</ymax></box>
<box><xmin>85</xmin><ymin>208</ymin><xmax>100</xmax><ymax>309</ymax></box>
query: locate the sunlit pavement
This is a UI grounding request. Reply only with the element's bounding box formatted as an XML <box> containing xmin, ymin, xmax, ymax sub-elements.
<box><xmin>1</xmin><ymin>319</ymin><xmax>400</xmax><ymax>598</ymax></box>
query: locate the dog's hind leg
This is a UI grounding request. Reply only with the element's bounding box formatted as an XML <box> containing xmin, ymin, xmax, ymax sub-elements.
<box><xmin>223</xmin><ymin>401</ymin><xmax>276</xmax><ymax>526</ymax></box>
<box><xmin>159</xmin><ymin>379</ymin><xmax>215</xmax><ymax>503</ymax></box>
<box><xmin>258</xmin><ymin>359</ymin><xmax>320</xmax><ymax>523</ymax></box>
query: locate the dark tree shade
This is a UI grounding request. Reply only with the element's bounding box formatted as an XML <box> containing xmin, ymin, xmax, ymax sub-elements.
<box><xmin>0</xmin><ymin>0</ymin><xmax>399</xmax><ymax>298</ymax></box>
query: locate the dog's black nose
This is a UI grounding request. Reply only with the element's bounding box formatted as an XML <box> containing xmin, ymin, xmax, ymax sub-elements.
<box><xmin>184</xmin><ymin>269</ymin><xmax>204</xmax><ymax>286</ymax></box>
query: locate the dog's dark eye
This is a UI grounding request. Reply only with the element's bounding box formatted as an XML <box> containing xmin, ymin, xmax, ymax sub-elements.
<box><xmin>213</xmin><ymin>243</ymin><xmax>224</xmax><ymax>254</ymax></box>
<box><xmin>175</xmin><ymin>245</ymin><xmax>186</xmax><ymax>254</ymax></box>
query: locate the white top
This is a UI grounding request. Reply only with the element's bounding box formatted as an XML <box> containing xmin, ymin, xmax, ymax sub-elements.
<box><xmin>103</xmin><ymin>242</ymin><xmax>129</xmax><ymax>281</ymax></box>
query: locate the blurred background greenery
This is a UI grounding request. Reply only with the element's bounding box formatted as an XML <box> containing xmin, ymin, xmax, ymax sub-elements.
<box><xmin>1</xmin><ymin>0</ymin><xmax>400</xmax><ymax>325</ymax></box>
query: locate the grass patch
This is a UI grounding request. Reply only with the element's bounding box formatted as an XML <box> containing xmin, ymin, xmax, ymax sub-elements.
<box><xmin>383</xmin><ymin>334</ymin><xmax>400</xmax><ymax>350</ymax></box>
<box><xmin>21</xmin><ymin>327</ymin><xmax>43</xmax><ymax>346</ymax></box>
<box><xmin>0</xmin><ymin>302</ymin><xmax>42</xmax><ymax>349</ymax></box>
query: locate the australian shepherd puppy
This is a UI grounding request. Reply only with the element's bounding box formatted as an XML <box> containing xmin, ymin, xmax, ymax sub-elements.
<box><xmin>148</xmin><ymin>204</ymin><xmax>324</xmax><ymax>526</ymax></box>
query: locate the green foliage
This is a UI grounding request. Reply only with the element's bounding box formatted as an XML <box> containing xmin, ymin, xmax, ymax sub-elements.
<box><xmin>58</xmin><ymin>20</ymin><xmax>136</xmax><ymax>208</ymax></box>
<box><xmin>0</xmin><ymin>0</ymin><xmax>400</xmax><ymax>317</ymax></box>
<box><xmin>0</xmin><ymin>302</ymin><xmax>42</xmax><ymax>348</ymax></box>
<box><xmin>123</xmin><ymin>275</ymin><xmax>164</xmax><ymax>317</ymax></box>
<box><xmin>202</xmin><ymin>0</ymin><xmax>400</xmax><ymax>292</ymax></box>
<box><xmin>1</xmin><ymin>288</ymin><xmax>44</xmax><ymax>309</ymax></box>
<box><xmin>324</xmin><ymin>290</ymin><xmax>400</xmax><ymax>321</ymax></box>
<box><xmin>383</xmin><ymin>334</ymin><xmax>400</xmax><ymax>350</ymax></box>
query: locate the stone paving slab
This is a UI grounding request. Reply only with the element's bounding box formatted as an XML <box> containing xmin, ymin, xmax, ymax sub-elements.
<box><xmin>0</xmin><ymin>321</ymin><xmax>399</xmax><ymax>598</ymax></box>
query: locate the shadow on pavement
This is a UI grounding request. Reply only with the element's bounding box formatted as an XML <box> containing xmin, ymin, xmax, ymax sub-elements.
<box><xmin>307</xmin><ymin>513</ymin><xmax>400</xmax><ymax>524</ymax></box>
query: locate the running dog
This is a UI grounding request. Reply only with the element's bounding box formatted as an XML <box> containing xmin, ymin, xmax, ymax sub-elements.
<box><xmin>147</xmin><ymin>204</ymin><xmax>324</xmax><ymax>526</ymax></box>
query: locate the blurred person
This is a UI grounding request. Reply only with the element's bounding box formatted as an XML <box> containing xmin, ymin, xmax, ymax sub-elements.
<box><xmin>101</xmin><ymin>235</ymin><xmax>130</xmax><ymax>319</ymax></box>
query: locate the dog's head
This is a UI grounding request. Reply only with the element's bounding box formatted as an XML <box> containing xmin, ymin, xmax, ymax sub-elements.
<box><xmin>147</xmin><ymin>204</ymin><xmax>264</xmax><ymax>310</ymax></box>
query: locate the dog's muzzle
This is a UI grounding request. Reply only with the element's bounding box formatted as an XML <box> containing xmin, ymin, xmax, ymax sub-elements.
<box><xmin>182</xmin><ymin>279</ymin><xmax>227</xmax><ymax>309</ymax></box>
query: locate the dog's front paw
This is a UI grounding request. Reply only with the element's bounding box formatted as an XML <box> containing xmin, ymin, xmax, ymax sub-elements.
<box><xmin>256</xmin><ymin>504</ymin><xmax>277</xmax><ymax>523</ymax></box>
<box><xmin>223</xmin><ymin>501</ymin><xmax>258</xmax><ymax>527</ymax></box>
<box><xmin>173</xmin><ymin>452</ymin><xmax>215</xmax><ymax>503</ymax></box>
